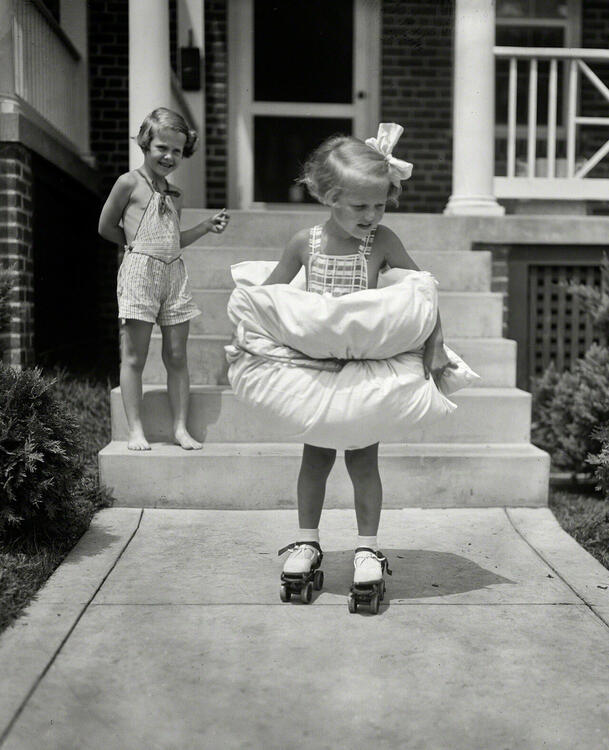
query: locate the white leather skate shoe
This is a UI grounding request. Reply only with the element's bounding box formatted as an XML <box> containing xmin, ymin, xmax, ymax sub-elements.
<box><xmin>280</xmin><ymin>542</ymin><xmax>322</xmax><ymax>575</ymax></box>
<box><xmin>353</xmin><ymin>548</ymin><xmax>384</xmax><ymax>585</ymax></box>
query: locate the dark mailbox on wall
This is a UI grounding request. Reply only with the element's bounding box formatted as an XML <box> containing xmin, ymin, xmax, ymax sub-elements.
<box><xmin>180</xmin><ymin>31</ymin><xmax>201</xmax><ymax>91</ymax></box>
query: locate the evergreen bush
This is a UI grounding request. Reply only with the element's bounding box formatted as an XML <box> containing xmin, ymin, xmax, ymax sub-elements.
<box><xmin>589</xmin><ymin>423</ymin><xmax>609</xmax><ymax>497</ymax></box>
<box><xmin>0</xmin><ymin>364</ymin><xmax>87</xmax><ymax>537</ymax></box>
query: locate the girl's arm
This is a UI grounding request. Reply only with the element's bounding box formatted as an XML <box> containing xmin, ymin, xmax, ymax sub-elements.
<box><xmin>380</xmin><ymin>226</ymin><xmax>453</xmax><ymax>384</ymax></box>
<box><xmin>98</xmin><ymin>173</ymin><xmax>135</xmax><ymax>245</ymax></box>
<box><xmin>169</xmin><ymin>187</ymin><xmax>229</xmax><ymax>248</ymax></box>
<box><xmin>379</xmin><ymin>225</ymin><xmax>420</xmax><ymax>272</ymax></box>
<box><xmin>262</xmin><ymin>230</ymin><xmax>306</xmax><ymax>285</ymax></box>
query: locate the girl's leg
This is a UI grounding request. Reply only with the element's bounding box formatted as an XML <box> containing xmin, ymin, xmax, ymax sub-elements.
<box><xmin>344</xmin><ymin>442</ymin><xmax>382</xmax><ymax>536</ymax></box>
<box><xmin>282</xmin><ymin>444</ymin><xmax>336</xmax><ymax>575</ymax></box>
<box><xmin>345</xmin><ymin>443</ymin><xmax>386</xmax><ymax>585</ymax></box>
<box><xmin>120</xmin><ymin>320</ymin><xmax>154</xmax><ymax>450</ymax></box>
<box><xmin>297</xmin><ymin>443</ymin><xmax>337</xmax><ymax>529</ymax></box>
<box><xmin>161</xmin><ymin>320</ymin><xmax>202</xmax><ymax>450</ymax></box>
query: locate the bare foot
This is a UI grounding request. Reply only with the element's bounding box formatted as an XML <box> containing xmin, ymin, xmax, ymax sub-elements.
<box><xmin>127</xmin><ymin>431</ymin><xmax>151</xmax><ymax>451</ymax></box>
<box><xmin>174</xmin><ymin>427</ymin><xmax>203</xmax><ymax>450</ymax></box>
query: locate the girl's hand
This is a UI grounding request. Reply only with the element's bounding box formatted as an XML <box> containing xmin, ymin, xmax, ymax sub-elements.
<box><xmin>423</xmin><ymin>338</ymin><xmax>457</xmax><ymax>387</ymax></box>
<box><xmin>206</xmin><ymin>208</ymin><xmax>229</xmax><ymax>234</ymax></box>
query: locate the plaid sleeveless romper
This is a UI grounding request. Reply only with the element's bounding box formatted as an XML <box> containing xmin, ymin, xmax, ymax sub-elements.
<box><xmin>307</xmin><ymin>224</ymin><xmax>375</xmax><ymax>297</ymax></box>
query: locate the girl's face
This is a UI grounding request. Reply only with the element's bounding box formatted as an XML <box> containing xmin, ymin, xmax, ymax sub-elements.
<box><xmin>329</xmin><ymin>183</ymin><xmax>389</xmax><ymax>240</ymax></box>
<box><xmin>144</xmin><ymin>128</ymin><xmax>187</xmax><ymax>178</ymax></box>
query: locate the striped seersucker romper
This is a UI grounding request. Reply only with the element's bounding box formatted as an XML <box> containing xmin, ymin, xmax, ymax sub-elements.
<box><xmin>307</xmin><ymin>224</ymin><xmax>375</xmax><ymax>297</ymax></box>
<box><xmin>117</xmin><ymin>170</ymin><xmax>200</xmax><ymax>326</ymax></box>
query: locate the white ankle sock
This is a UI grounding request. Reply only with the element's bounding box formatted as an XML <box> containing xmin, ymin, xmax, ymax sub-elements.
<box><xmin>299</xmin><ymin>528</ymin><xmax>320</xmax><ymax>544</ymax></box>
<box><xmin>357</xmin><ymin>535</ymin><xmax>377</xmax><ymax>551</ymax></box>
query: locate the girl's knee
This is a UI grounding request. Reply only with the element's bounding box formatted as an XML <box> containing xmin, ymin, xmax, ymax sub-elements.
<box><xmin>162</xmin><ymin>345</ymin><xmax>187</xmax><ymax>371</ymax></box>
<box><xmin>121</xmin><ymin>348</ymin><xmax>147</xmax><ymax>372</ymax></box>
<box><xmin>302</xmin><ymin>444</ymin><xmax>336</xmax><ymax>473</ymax></box>
<box><xmin>344</xmin><ymin>444</ymin><xmax>379</xmax><ymax>476</ymax></box>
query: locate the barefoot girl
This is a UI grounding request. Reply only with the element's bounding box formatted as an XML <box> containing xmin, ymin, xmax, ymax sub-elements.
<box><xmin>99</xmin><ymin>107</ymin><xmax>229</xmax><ymax>451</ymax></box>
<box><xmin>265</xmin><ymin>124</ymin><xmax>453</xmax><ymax>594</ymax></box>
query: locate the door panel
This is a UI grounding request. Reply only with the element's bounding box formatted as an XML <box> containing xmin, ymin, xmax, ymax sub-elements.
<box><xmin>254</xmin><ymin>0</ymin><xmax>354</xmax><ymax>104</ymax></box>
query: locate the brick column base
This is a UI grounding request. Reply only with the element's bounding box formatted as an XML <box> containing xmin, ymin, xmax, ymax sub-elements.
<box><xmin>0</xmin><ymin>144</ymin><xmax>34</xmax><ymax>368</ymax></box>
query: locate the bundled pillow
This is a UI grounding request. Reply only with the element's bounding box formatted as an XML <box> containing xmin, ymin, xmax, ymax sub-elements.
<box><xmin>225</xmin><ymin>261</ymin><xmax>479</xmax><ymax>450</ymax></box>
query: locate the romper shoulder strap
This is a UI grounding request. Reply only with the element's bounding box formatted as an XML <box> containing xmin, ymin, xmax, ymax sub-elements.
<box><xmin>359</xmin><ymin>227</ymin><xmax>377</xmax><ymax>258</ymax></box>
<box><xmin>309</xmin><ymin>225</ymin><xmax>323</xmax><ymax>255</ymax></box>
<box><xmin>137</xmin><ymin>168</ymin><xmax>157</xmax><ymax>195</ymax></box>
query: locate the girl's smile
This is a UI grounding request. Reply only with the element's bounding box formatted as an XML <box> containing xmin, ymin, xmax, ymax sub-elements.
<box><xmin>144</xmin><ymin>128</ymin><xmax>187</xmax><ymax>181</ymax></box>
<box><xmin>328</xmin><ymin>184</ymin><xmax>389</xmax><ymax>240</ymax></box>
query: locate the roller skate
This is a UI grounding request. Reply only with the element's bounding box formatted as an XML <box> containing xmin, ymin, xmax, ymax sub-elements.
<box><xmin>278</xmin><ymin>542</ymin><xmax>324</xmax><ymax>604</ymax></box>
<box><xmin>348</xmin><ymin>547</ymin><xmax>392</xmax><ymax>615</ymax></box>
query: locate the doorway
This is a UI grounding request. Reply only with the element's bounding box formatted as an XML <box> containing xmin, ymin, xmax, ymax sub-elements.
<box><xmin>228</xmin><ymin>0</ymin><xmax>380</xmax><ymax>208</ymax></box>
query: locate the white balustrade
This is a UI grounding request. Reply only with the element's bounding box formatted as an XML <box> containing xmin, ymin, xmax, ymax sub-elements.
<box><xmin>11</xmin><ymin>0</ymin><xmax>88</xmax><ymax>153</ymax></box>
<box><xmin>494</xmin><ymin>46</ymin><xmax>609</xmax><ymax>201</ymax></box>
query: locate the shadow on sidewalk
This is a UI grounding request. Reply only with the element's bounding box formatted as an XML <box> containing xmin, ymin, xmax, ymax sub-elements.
<box><xmin>55</xmin><ymin>528</ymin><xmax>124</xmax><ymax>566</ymax></box>
<box><xmin>316</xmin><ymin>548</ymin><xmax>515</xmax><ymax>601</ymax></box>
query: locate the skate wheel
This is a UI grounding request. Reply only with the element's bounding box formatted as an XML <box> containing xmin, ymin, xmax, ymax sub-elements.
<box><xmin>348</xmin><ymin>593</ymin><xmax>357</xmax><ymax>614</ymax></box>
<box><xmin>301</xmin><ymin>581</ymin><xmax>313</xmax><ymax>604</ymax></box>
<box><xmin>369</xmin><ymin>593</ymin><xmax>380</xmax><ymax>614</ymax></box>
<box><xmin>280</xmin><ymin>584</ymin><xmax>291</xmax><ymax>602</ymax></box>
<box><xmin>379</xmin><ymin>580</ymin><xmax>386</xmax><ymax>601</ymax></box>
<box><xmin>313</xmin><ymin>569</ymin><xmax>324</xmax><ymax>591</ymax></box>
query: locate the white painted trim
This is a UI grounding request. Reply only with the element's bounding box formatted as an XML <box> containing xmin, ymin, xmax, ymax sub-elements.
<box><xmin>494</xmin><ymin>176</ymin><xmax>609</xmax><ymax>200</ymax></box>
<box><xmin>354</xmin><ymin>0</ymin><xmax>380</xmax><ymax>137</ymax></box>
<box><xmin>227</xmin><ymin>0</ymin><xmax>253</xmax><ymax>208</ymax></box>
<box><xmin>495</xmin><ymin>47</ymin><xmax>609</xmax><ymax>61</ymax></box>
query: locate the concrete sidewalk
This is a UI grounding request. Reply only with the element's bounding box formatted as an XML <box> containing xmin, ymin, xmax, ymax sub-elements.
<box><xmin>1</xmin><ymin>507</ymin><xmax>609</xmax><ymax>750</ymax></box>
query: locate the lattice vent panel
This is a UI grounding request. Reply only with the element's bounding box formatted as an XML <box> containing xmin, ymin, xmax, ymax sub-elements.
<box><xmin>528</xmin><ymin>264</ymin><xmax>601</xmax><ymax>379</ymax></box>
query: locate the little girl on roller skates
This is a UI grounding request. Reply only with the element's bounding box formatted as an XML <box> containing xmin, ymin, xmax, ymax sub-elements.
<box><xmin>265</xmin><ymin>124</ymin><xmax>455</xmax><ymax>611</ymax></box>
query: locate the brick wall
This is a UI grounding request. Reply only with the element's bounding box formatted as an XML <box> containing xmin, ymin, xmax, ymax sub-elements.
<box><xmin>581</xmin><ymin>1</ymin><xmax>609</xmax><ymax>215</ymax></box>
<box><xmin>205</xmin><ymin>0</ymin><xmax>228</xmax><ymax>208</ymax></box>
<box><xmin>381</xmin><ymin>0</ymin><xmax>454</xmax><ymax>213</ymax></box>
<box><xmin>0</xmin><ymin>144</ymin><xmax>34</xmax><ymax>368</ymax></box>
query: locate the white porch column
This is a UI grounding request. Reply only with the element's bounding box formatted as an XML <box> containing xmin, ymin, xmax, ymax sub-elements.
<box><xmin>129</xmin><ymin>0</ymin><xmax>171</xmax><ymax>168</ymax></box>
<box><xmin>444</xmin><ymin>0</ymin><xmax>504</xmax><ymax>216</ymax></box>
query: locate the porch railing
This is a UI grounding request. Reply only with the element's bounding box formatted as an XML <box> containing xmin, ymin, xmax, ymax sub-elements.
<box><xmin>494</xmin><ymin>46</ymin><xmax>609</xmax><ymax>201</ymax></box>
<box><xmin>8</xmin><ymin>0</ymin><xmax>88</xmax><ymax>154</ymax></box>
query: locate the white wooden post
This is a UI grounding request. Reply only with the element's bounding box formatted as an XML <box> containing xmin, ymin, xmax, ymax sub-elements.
<box><xmin>444</xmin><ymin>0</ymin><xmax>504</xmax><ymax>215</ymax></box>
<box><xmin>129</xmin><ymin>0</ymin><xmax>171</xmax><ymax>169</ymax></box>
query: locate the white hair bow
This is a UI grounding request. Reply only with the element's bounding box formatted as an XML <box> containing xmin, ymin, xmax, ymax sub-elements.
<box><xmin>365</xmin><ymin>123</ymin><xmax>413</xmax><ymax>186</ymax></box>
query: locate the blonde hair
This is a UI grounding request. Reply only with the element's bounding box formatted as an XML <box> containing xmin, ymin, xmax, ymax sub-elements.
<box><xmin>137</xmin><ymin>107</ymin><xmax>199</xmax><ymax>158</ymax></box>
<box><xmin>300</xmin><ymin>135</ymin><xmax>401</xmax><ymax>206</ymax></box>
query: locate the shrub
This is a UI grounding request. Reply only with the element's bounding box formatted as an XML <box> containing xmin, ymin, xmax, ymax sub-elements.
<box><xmin>588</xmin><ymin>423</ymin><xmax>609</xmax><ymax>498</ymax></box>
<box><xmin>0</xmin><ymin>364</ymin><xmax>111</xmax><ymax>539</ymax></box>
<box><xmin>532</xmin><ymin>344</ymin><xmax>609</xmax><ymax>474</ymax></box>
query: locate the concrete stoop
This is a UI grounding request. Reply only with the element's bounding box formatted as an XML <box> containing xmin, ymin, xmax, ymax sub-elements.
<box><xmin>99</xmin><ymin>442</ymin><xmax>549</xmax><ymax>508</ymax></box>
<box><xmin>99</xmin><ymin>211</ymin><xmax>550</xmax><ymax>508</ymax></box>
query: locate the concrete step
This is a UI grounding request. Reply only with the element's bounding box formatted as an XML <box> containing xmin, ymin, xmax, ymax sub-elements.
<box><xmin>110</xmin><ymin>386</ymin><xmax>531</xmax><ymax>445</ymax></box>
<box><xmin>182</xmin><ymin>247</ymin><xmax>492</xmax><ymax>291</ymax></box>
<box><xmin>98</xmin><ymin>441</ymin><xmax>549</xmax><ymax>508</ymax></box>
<box><xmin>186</xmin><ymin>289</ymin><xmax>504</xmax><ymax>338</ymax></box>
<box><xmin>184</xmin><ymin>210</ymin><xmax>480</xmax><ymax>253</ymax></box>
<box><xmin>142</xmin><ymin>335</ymin><xmax>517</xmax><ymax>387</ymax></box>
